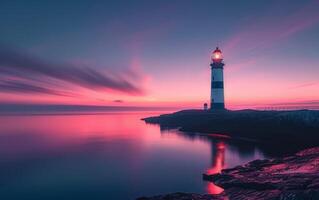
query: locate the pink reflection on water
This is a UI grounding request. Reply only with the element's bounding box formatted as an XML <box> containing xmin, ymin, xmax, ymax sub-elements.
<box><xmin>0</xmin><ymin>112</ymin><xmax>210</xmax><ymax>163</ymax></box>
<box><xmin>0</xmin><ymin>112</ymin><xmax>161</xmax><ymax>161</ymax></box>
<box><xmin>206</xmin><ymin>141</ymin><xmax>225</xmax><ymax>195</ymax></box>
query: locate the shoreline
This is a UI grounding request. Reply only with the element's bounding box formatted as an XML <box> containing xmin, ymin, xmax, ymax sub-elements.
<box><xmin>139</xmin><ymin>109</ymin><xmax>319</xmax><ymax>199</ymax></box>
<box><xmin>137</xmin><ymin>146</ymin><xmax>319</xmax><ymax>200</ymax></box>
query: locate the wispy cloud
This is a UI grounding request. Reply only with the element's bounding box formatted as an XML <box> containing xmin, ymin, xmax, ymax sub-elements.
<box><xmin>0</xmin><ymin>80</ymin><xmax>75</xmax><ymax>96</ymax></box>
<box><xmin>0</xmin><ymin>45</ymin><xmax>145</xmax><ymax>96</ymax></box>
<box><xmin>288</xmin><ymin>81</ymin><xmax>319</xmax><ymax>90</ymax></box>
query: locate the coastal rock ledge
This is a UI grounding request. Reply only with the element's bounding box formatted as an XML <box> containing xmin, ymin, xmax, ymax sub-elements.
<box><xmin>137</xmin><ymin>147</ymin><xmax>319</xmax><ymax>200</ymax></box>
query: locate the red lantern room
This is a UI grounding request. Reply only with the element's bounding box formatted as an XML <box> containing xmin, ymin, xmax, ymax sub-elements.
<box><xmin>212</xmin><ymin>47</ymin><xmax>223</xmax><ymax>63</ymax></box>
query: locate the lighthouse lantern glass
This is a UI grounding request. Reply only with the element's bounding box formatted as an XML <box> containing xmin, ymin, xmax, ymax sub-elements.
<box><xmin>212</xmin><ymin>52</ymin><xmax>222</xmax><ymax>62</ymax></box>
<box><xmin>212</xmin><ymin>48</ymin><xmax>223</xmax><ymax>62</ymax></box>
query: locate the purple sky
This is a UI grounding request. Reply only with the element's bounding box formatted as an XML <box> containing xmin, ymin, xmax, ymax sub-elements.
<box><xmin>0</xmin><ymin>0</ymin><xmax>319</xmax><ymax>109</ymax></box>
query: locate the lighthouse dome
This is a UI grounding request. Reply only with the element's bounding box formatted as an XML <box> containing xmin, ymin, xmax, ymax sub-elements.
<box><xmin>213</xmin><ymin>47</ymin><xmax>222</xmax><ymax>54</ymax></box>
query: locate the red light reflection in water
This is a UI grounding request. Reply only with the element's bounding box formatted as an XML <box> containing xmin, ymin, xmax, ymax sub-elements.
<box><xmin>206</xmin><ymin>141</ymin><xmax>225</xmax><ymax>195</ymax></box>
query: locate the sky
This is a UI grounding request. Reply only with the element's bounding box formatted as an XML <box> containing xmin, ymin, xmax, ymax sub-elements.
<box><xmin>0</xmin><ymin>0</ymin><xmax>319</xmax><ymax>109</ymax></box>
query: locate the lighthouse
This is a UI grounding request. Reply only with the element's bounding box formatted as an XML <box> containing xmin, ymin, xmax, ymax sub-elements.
<box><xmin>210</xmin><ymin>47</ymin><xmax>225</xmax><ymax>110</ymax></box>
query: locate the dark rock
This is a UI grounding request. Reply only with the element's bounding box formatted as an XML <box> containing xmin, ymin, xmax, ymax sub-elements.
<box><xmin>209</xmin><ymin>147</ymin><xmax>319</xmax><ymax>199</ymax></box>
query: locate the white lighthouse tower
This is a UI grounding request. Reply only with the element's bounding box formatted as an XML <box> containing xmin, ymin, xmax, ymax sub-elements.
<box><xmin>210</xmin><ymin>47</ymin><xmax>225</xmax><ymax>110</ymax></box>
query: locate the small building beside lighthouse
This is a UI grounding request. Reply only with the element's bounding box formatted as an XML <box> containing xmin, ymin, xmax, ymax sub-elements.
<box><xmin>210</xmin><ymin>47</ymin><xmax>225</xmax><ymax>110</ymax></box>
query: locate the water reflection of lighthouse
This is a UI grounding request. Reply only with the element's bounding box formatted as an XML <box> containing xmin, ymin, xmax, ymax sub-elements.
<box><xmin>206</xmin><ymin>141</ymin><xmax>226</xmax><ymax>194</ymax></box>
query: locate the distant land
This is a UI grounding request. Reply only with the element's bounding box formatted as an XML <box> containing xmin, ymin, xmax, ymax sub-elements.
<box><xmin>0</xmin><ymin>103</ymin><xmax>177</xmax><ymax>115</ymax></box>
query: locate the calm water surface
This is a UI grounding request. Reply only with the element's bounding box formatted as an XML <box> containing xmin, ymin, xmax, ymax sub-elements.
<box><xmin>0</xmin><ymin>112</ymin><xmax>268</xmax><ymax>200</ymax></box>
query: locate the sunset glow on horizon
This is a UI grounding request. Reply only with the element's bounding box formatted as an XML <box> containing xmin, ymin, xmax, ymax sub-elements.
<box><xmin>1</xmin><ymin>0</ymin><xmax>319</xmax><ymax>110</ymax></box>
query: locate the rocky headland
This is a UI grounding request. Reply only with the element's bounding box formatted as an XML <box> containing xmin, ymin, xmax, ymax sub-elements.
<box><xmin>137</xmin><ymin>147</ymin><xmax>319</xmax><ymax>200</ymax></box>
<box><xmin>143</xmin><ymin>109</ymin><xmax>319</xmax><ymax>147</ymax></box>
